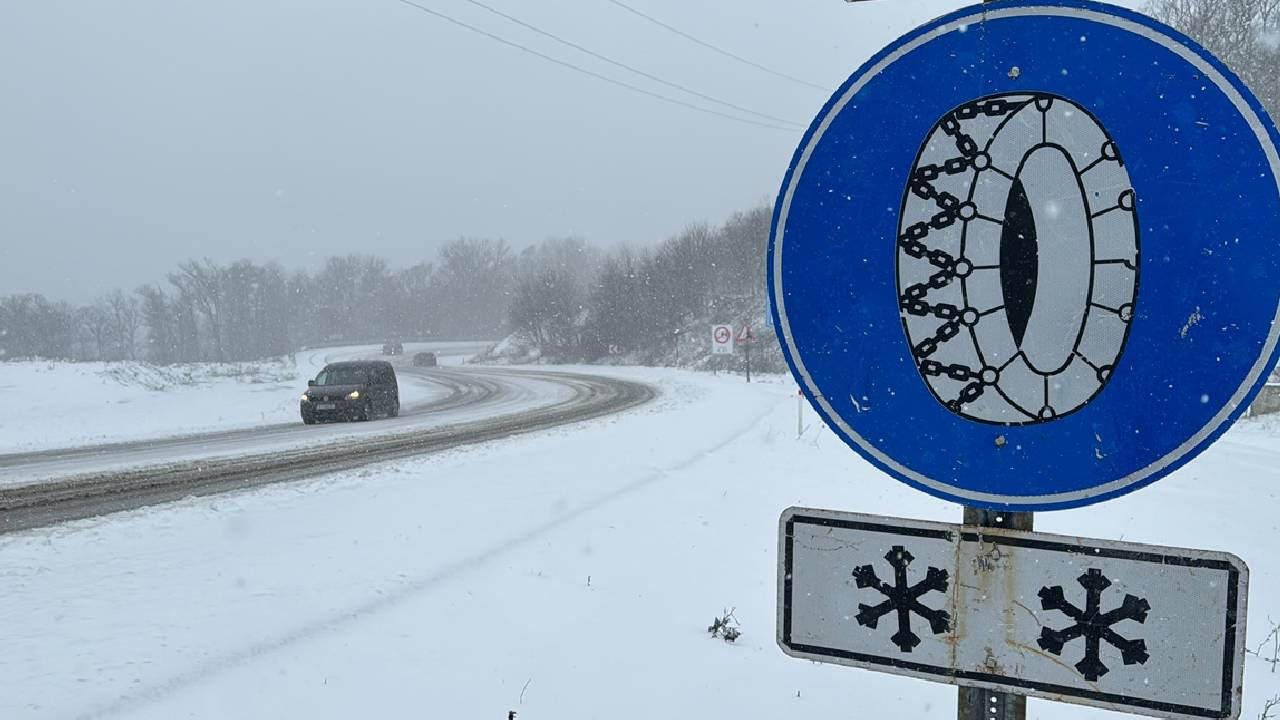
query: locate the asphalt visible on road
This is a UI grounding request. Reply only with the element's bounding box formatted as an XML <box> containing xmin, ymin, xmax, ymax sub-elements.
<box><xmin>0</xmin><ymin>365</ymin><xmax>656</xmax><ymax>534</ymax></box>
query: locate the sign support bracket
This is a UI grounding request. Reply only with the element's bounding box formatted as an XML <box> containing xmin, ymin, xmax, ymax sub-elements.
<box><xmin>957</xmin><ymin>507</ymin><xmax>1032</xmax><ymax>720</ymax></box>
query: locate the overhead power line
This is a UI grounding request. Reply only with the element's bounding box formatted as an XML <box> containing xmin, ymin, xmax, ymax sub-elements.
<box><xmin>392</xmin><ymin>0</ymin><xmax>800</xmax><ymax>133</ymax></box>
<box><xmin>602</xmin><ymin>0</ymin><xmax>831</xmax><ymax>93</ymax></box>
<box><xmin>451</xmin><ymin>0</ymin><xmax>803</xmax><ymax>128</ymax></box>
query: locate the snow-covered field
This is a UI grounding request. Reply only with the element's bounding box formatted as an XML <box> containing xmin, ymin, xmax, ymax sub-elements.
<box><xmin>0</xmin><ymin>343</ymin><xmax>482</xmax><ymax>454</ymax></box>
<box><xmin>1</xmin><ymin>367</ymin><xmax>1278</xmax><ymax>719</ymax></box>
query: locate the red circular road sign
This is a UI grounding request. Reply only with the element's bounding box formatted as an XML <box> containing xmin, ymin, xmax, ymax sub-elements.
<box><xmin>714</xmin><ymin>326</ymin><xmax>732</xmax><ymax>344</ymax></box>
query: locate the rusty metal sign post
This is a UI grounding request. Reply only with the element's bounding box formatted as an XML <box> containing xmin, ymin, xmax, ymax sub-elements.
<box><xmin>778</xmin><ymin>509</ymin><xmax>1249</xmax><ymax>720</ymax></box>
<box><xmin>738</xmin><ymin>323</ymin><xmax>755</xmax><ymax>383</ymax></box>
<box><xmin>957</xmin><ymin>508</ymin><xmax>1031</xmax><ymax>720</ymax></box>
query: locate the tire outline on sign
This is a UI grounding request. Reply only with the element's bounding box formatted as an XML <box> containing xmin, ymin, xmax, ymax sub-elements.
<box><xmin>895</xmin><ymin>91</ymin><xmax>1140</xmax><ymax>426</ymax></box>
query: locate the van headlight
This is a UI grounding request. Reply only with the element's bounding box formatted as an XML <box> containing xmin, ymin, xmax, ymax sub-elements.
<box><xmin>300</xmin><ymin>394</ymin><xmax>311</xmax><ymax>402</ymax></box>
<box><xmin>346</xmin><ymin>390</ymin><xmax>361</xmax><ymax>400</ymax></box>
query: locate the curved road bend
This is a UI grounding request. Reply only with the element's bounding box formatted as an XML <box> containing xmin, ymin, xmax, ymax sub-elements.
<box><xmin>0</xmin><ymin>366</ymin><xmax>655</xmax><ymax>534</ymax></box>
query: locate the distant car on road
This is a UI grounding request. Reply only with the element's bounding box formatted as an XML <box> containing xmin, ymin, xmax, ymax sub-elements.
<box><xmin>412</xmin><ymin>351</ymin><xmax>438</xmax><ymax>367</ymax></box>
<box><xmin>382</xmin><ymin>340</ymin><xmax>403</xmax><ymax>355</ymax></box>
<box><xmin>300</xmin><ymin>361</ymin><xmax>400</xmax><ymax>424</ymax></box>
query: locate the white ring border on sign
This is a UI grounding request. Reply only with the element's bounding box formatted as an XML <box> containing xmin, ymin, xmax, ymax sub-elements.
<box><xmin>772</xmin><ymin>4</ymin><xmax>1280</xmax><ymax>507</ymax></box>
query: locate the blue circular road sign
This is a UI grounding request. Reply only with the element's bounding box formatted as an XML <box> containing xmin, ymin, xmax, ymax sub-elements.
<box><xmin>769</xmin><ymin>0</ymin><xmax>1280</xmax><ymax>510</ymax></box>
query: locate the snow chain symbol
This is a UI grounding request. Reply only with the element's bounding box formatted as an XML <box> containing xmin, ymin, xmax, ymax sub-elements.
<box><xmin>852</xmin><ymin>546</ymin><xmax>951</xmax><ymax>652</ymax></box>
<box><xmin>1038</xmin><ymin>568</ymin><xmax>1151</xmax><ymax>681</ymax></box>
<box><xmin>897</xmin><ymin>92</ymin><xmax>1140</xmax><ymax>424</ymax></box>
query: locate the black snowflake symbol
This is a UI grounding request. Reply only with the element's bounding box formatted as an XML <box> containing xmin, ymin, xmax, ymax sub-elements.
<box><xmin>852</xmin><ymin>545</ymin><xmax>951</xmax><ymax>652</ymax></box>
<box><xmin>1038</xmin><ymin>568</ymin><xmax>1151</xmax><ymax>681</ymax></box>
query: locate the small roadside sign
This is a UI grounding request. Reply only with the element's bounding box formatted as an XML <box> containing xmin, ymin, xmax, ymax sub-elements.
<box><xmin>778</xmin><ymin>508</ymin><xmax>1249</xmax><ymax>720</ymax></box>
<box><xmin>711</xmin><ymin>325</ymin><xmax>734</xmax><ymax>355</ymax></box>
<box><xmin>737</xmin><ymin>324</ymin><xmax>755</xmax><ymax>344</ymax></box>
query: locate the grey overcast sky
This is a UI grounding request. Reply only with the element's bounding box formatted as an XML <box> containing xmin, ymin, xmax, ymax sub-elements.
<box><xmin>1</xmin><ymin>0</ymin><xmax>1142</xmax><ymax>302</ymax></box>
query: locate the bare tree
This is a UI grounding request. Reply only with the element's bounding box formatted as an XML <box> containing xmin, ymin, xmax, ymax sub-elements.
<box><xmin>137</xmin><ymin>285</ymin><xmax>176</xmax><ymax>364</ymax></box>
<box><xmin>218</xmin><ymin>260</ymin><xmax>291</xmax><ymax>360</ymax></box>
<box><xmin>1148</xmin><ymin>0</ymin><xmax>1280</xmax><ymax>116</ymax></box>
<box><xmin>169</xmin><ymin>259</ymin><xmax>227</xmax><ymax>362</ymax></box>
<box><xmin>582</xmin><ymin>246</ymin><xmax>651</xmax><ymax>357</ymax></box>
<box><xmin>508</xmin><ymin>237</ymin><xmax>601</xmax><ymax>358</ymax></box>
<box><xmin>172</xmin><ymin>291</ymin><xmax>201</xmax><ymax>362</ymax></box>
<box><xmin>717</xmin><ymin>204</ymin><xmax>771</xmax><ymax>299</ymax></box>
<box><xmin>1261</xmin><ymin>695</ymin><xmax>1280</xmax><ymax>720</ymax></box>
<box><xmin>398</xmin><ymin>262</ymin><xmax>435</xmax><ymax>339</ymax></box>
<box><xmin>516</xmin><ymin>236</ymin><xmax>602</xmax><ymax>290</ymax></box>
<box><xmin>75</xmin><ymin>304</ymin><xmax>112</xmax><ymax>361</ymax></box>
<box><xmin>309</xmin><ymin>255</ymin><xmax>394</xmax><ymax>344</ymax></box>
<box><xmin>105</xmin><ymin>290</ymin><xmax>141</xmax><ymax>360</ymax></box>
<box><xmin>0</xmin><ymin>293</ymin><xmax>74</xmax><ymax>360</ymax></box>
<box><xmin>432</xmin><ymin>237</ymin><xmax>515</xmax><ymax>339</ymax></box>
<box><xmin>575</xmin><ymin>202</ymin><xmax>774</xmax><ymax>365</ymax></box>
<box><xmin>510</xmin><ymin>267</ymin><xmax>581</xmax><ymax>358</ymax></box>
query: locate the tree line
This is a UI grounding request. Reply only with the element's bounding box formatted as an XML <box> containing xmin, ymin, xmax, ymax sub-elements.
<box><xmin>0</xmin><ymin>200</ymin><xmax>775</xmax><ymax>368</ymax></box>
<box><xmin>0</xmin><ymin>237</ymin><xmax>516</xmax><ymax>364</ymax></box>
<box><xmin>0</xmin><ymin>199</ymin><xmax>774</xmax><ymax>365</ymax></box>
<box><xmin>508</xmin><ymin>204</ymin><xmax>772</xmax><ymax>365</ymax></box>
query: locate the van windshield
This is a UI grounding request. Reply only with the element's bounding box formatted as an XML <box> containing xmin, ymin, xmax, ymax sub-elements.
<box><xmin>315</xmin><ymin>368</ymin><xmax>368</xmax><ymax>386</ymax></box>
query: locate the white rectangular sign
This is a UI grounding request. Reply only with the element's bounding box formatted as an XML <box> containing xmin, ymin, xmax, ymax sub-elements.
<box><xmin>778</xmin><ymin>508</ymin><xmax>1248</xmax><ymax>720</ymax></box>
<box><xmin>711</xmin><ymin>325</ymin><xmax>734</xmax><ymax>355</ymax></box>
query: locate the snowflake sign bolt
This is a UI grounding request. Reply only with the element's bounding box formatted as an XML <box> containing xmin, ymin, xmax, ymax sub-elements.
<box><xmin>852</xmin><ymin>545</ymin><xmax>951</xmax><ymax>652</ymax></box>
<box><xmin>1037</xmin><ymin>568</ymin><xmax>1151</xmax><ymax>681</ymax></box>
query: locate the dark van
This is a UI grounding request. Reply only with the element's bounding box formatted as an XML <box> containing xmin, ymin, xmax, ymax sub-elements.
<box><xmin>300</xmin><ymin>361</ymin><xmax>400</xmax><ymax>424</ymax></box>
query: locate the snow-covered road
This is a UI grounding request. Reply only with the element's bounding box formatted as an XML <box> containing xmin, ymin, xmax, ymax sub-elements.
<box><xmin>1</xmin><ymin>369</ymin><xmax>1278</xmax><ymax>719</ymax></box>
<box><xmin>0</xmin><ymin>368</ymin><xmax>652</xmax><ymax>532</ymax></box>
<box><xmin>0</xmin><ymin>342</ymin><xmax>494</xmax><ymax>458</ymax></box>
<box><xmin>0</xmin><ymin>367</ymin><xmax>574</xmax><ymax>489</ymax></box>
<box><xmin>0</xmin><ymin>344</ymin><xmax>593</xmax><ymax>490</ymax></box>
